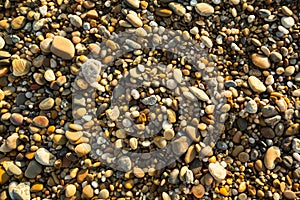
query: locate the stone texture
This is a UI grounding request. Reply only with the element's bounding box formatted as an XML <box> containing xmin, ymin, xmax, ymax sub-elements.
<box><xmin>50</xmin><ymin>36</ymin><xmax>75</xmax><ymax>60</ymax></box>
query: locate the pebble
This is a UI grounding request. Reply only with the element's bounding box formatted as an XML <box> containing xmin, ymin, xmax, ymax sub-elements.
<box><xmin>30</xmin><ymin>184</ymin><xmax>43</xmax><ymax>192</ymax></box>
<box><xmin>12</xmin><ymin>59</ymin><xmax>31</xmax><ymax>76</ymax></box>
<box><xmin>283</xmin><ymin>190</ymin><xmax>296</xmax><ymax>199</ymax></box>
<box><xmin>133</xmin><ymin>167</ymin><xmax>145</xmax><ymax>178</ymax></box>
<box><xmin>192</xmin><ymin>184</ymin><xmax>205</xmax><ymax>198</ymax></box>
<box><xmin>125</xmin><ymin>0</ymin><xmax>140</xmax><ymax>9</ymax></box>
<box><xmin>261</xmin><ymin>127</ymin><xmax>275</xmax><ymax>138</ymax></box>
<box><xmin>118</xmin><ymin>156</ymin><xmax>132</xmax><ymax>171</ymax></box>
<box><xmin>65</xmin><ymin>184</ymin><xmax>76</xmax><ymax>197</ymax></box>
<box><xmin>251</xmin><ymin>54</ymin><xmax>271</xmax><ymax>69</ymax></box>
<box><xmin>292</xmin><ymin>138</ymin><xmax>300</xmax><ymax>153</ymax></box>
<box><xmin>0</xmin><ymin>37</ymin><xmax>5</xmax><ymax>49</ymax></box>
<box><xmin>40</xmin><ymin>38</ymin><xmax>53</xmax><ymax>53</ymax></box>
<box><xmin>155</xmin><ymin>8</ymin><xmax>173</xmax><ymax>17</ymax></box>
<box><xmin>195</xmin><ymin>3</ymin><xmax>214</xmax><ymax>16</ymax></box>
<box><xmin>189</xmin><ymin>87</ymin><xmax>210</xmax><ymax>101</ymax></box>
<box><xmin>39</xmin><ymin>97</ymin><xmax>54</xmax><ymax>110</ymax></box>
<box><xmin>0</xmin><ymin>168</ymin><xmax>9</xmax><ymax>184</ymax></box>
<box><xmin>69</xmin><ymin>15</ymin><xmax>82</xmax><ymax>28</ymax></box>
<box><xmin>281</xmin><ymin>17</ymin><xmax>295</xmax><ymax>28</ymax></box>
<box><xmin>282</xmin><ymin>6</ymin><xmax>293</xmax><ymax>16</ymax></box>
<box><xmin>126</xmin><ymin>13</ymin><xmax>143</xmax><ymax>27</ymax></box>
<box><xmin>270</xmin><ymin>52</ymin><xmax>282</xmax><ymax>63</ymax></box>
<box><xmin>11</xmin><ymin>16</ymin><xmax>26</xmax><ymax>29</ymax></box>
<box><xmin>25</xmin><ymin>160</ymin><xmax>42</xmax><ymax>179</ymax></box>
<box><xmin>169</xmin><ymin>2</ymin><xmax>186</xmax><ymax>16</ymax></box>
<box><xmin>44</xmin><ymin>69</ymin><xmax>55</xmax><ymax>81</ymax></box>
<box><xmin>201</xmin><ymin>36</ymin><xmax>213</xmax><ymax>48</ymax></box>
<box><xmin>245</xmin><ymin>100</ymin><xmax>257</xmax><ymax>113</ymax></box>
<box><xmin>0</xmin><ymin>133</ymin><xmax>19</xmax><ymax>152</ymax></box>
<box><xmin>10</xmin><ymin>113</ymin><xmax>24</xmax><ymax>126</ymax></box>
<box><xmin>12</xmin><ymin>183</ymin><xmax>30</xmax><ymax>200</ymax></box>
<box><xmin>82</xmin><ymin>185</ymin><xmax>94</xmax><ymax>199</ymax></box>
<box><xmin>33</xmin><ymin>116</ymin><xmax>49</xmax><ymax>128</ymax></box>
<box><xmin>50</xmin><ymin>36</ymin><xmax>75</xmax><ymax>60</ymax></box>
<box><xmin>35</xmin><ymin>148</ymin><xmax>56</xmax><ymax>166</ymax></box>
<box><xmin>208</xmin><ymin>162</ymin><xmax>227</xmax><ymax>182</ymax></box>
<box><xmin>248</xmin><ymin>76</ymin><xmax>266</xmax><ymax>93</ymax></box>
<box><xmin>75</xmin><ymin>143</ymin><xmax>91</xmax><ymax>156</ymax></box>
<box><xmin>264</xmin><ymin>146</ymin><xmax>281</xmax><ymax>170</ymax></box>
<box><xmin>99</xmin><ymin>189</ymin><xmax>109</xmax><ymax>199</ymax></box>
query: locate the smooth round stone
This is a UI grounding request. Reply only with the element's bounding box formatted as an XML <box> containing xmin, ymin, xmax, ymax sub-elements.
<box><xmin>39</xmin><ymin>97</ymin><xmax>54</xmax><ymax>110</ymax></box>
<box><xmin>164</xmin><ymin>129</ymin><xmax>175</xmax><ymax>140</ymax></box>
<box><xmin>31</xmin><ymin>184</ymin><xmax>44</xmax><ymax>192</ymax></box>
<box><xmin>12</xmin><ymin>58</ymin><xmax>31</xmax><ymax>76</ymax></box>
<box><xmin>281</xmin><ymin>17</ymin><xmax>295</xmax><ymax>28</ymax></box>
<box><xmin>166</xmin><ymin>79</ymin><xmax>177</xmax><ymax>90</ymax></box>
<box><xmin>284</xmin><ymin>190</ymin><xmax>296</xmax><ymax>199</ymax></box>
<box><xmin>261</xmin><ymin>127</ymin><xmax>275</xmax><ymax>138</ymax></box>
<box><xmin>69</xmin><ymin>15</ymin><xmax>82</xmax><ymax>28</ymax></box>
<box><xmin>126</xmin><ymin>13</ymin><xmax>143</xmax><ymax>27</ymax></box>
<box><xmin>133</xmin><ymin>167</ymin><xmax>145</xmax><ymax>178</ymax></box>
<box><xmin>35</xmin><ymin>148</ymin><xmax>56</xmax><ymax>166</ymax></box>
<box><xmin>238</xmin><ymin>152</ymin><xmax>250</xmax><ymax>162</ymax></box>
<box><xmin>173</xmin><ymin>69</ymin><xmax>182</xmax><ymax>83</ymax></box>
<box><xmin>224</xmin><ymin>80</ymin><xmax>237</xmax><ymax>88</ymax></box>
<box><xmin>129</xmin><ymin>137</ymin><xmax>138</xmax><ymax>150</ymax></box>
<box><xmin>66</xmin><ymin>130</ymin><xmax>83</xmax><ymax>142</ymax></box>
<box><xmin>216</xmin><ymin>141</ymin><xmax>228</xmax><ymax>151</ymax></box>
<box><xmin>192</xmin><ymin>184</ymin><xmax>205</xmax><ymax>198</ymax></box>
<box><xmin>245</xmin><ymin>100</ymin><xmax>257</xmax><ymax>113</ymax></box>
<box><xmin>208</xmin><ymin>162</ymin><xmax>226</xmax><ymax>182</ymax></box>
<box><xmin>282</xmin><ymin>6</ymin><xmax>293</xmax><ymax>16</ymax></box>
<box><xmin>10</xmin><ymin>113</ymin><xmax>24</xmax><ymax>126</ymax></box>
<box><xmin>65</xmin><ymin>184</ymin><xmax>76</xmax><ymax>197</ymax></box>
<box><xmin>292</xmin><ymin>138</ymin><xmax>300</xmax><ymax>153</ymax></box>
<box><xmin>285</xmin><ymin>66</ymin><xmax>295</xmax><ymax>76</ymax></box>
<box><xmin>75</xmin><ymin>143</ymin><xmax>91</xmax><ymax>156</ymax></box>
<box><xmin>270</xmin><ymin>52</ymin><xmax>282</xmax><ymax>63</ymax></box>
<box><xmin>32</xmin><ymin>116</ymin><xmax>49</xmax><ymax>128</ymax></box>
<box><xmin>118</xmin><ymin>156</ymin><xmax>132</xmax><ymax>171</ymax></box>
<box><xmin>7</xmin><ymin>163</ymin><xmax>22</xmax><ymax>176</ymax></box>
<box><xmin>189</xmin><ymin>87</ymin><xmax>210</xmax><ymax>101</ymax></box>
<box><xmin>44</xmin><ymin>69</ymin><xmax>55</xmax><ymax>82</ymax></box>
<box><xmin>0</xmin><ymin>37</ymin><xmax>5</xmax><ymax>49</ymax></box>
<box><xmin>195</xmin><ymin>3</ymin><xmax>214</xmax><ymax>16</ymax></box>
<box><xmin>50</xmin><ymin>36</ymin><xmax>75</xmax><ymax>60</ymax></box>
<box><xmin>248</xmin><ymin>76</ymin><xmax>266</xmax><ymax>93</ymax></box>
<box><xmin>99</xmin><ymin>189</ymin><xmax>109</xmax><ymax>199</ymax></box>
<box><xmin>251</xmin><ymin>53</ymin><xmax>270</xmax><ymax>69</ymax></box>
<box><xmin>11</xmin><ymin>16</ymin><xmax>26</xmax><ymax>29</ymax></box>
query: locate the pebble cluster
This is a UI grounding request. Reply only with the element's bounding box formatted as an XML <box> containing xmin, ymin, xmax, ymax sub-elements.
<box><xmin>0</xmin><ymin>0</ymin><xmax>299</xmax><ymax>199</ymax></box>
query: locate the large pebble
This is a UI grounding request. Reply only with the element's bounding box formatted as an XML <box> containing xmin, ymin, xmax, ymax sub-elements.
<box><xmin>11</xmin><ymin>16</ymin><xmax>26</xmax><ymax>29</ymax></box>
<box><xmin>125</xmin><ymin>0</ymin><xmax>140</xmax><ymax>9</ymax></box>
<box><xmin>195</xmin><ymin>3</ymin><xmax>214</xmax><ymax>16</ymax></box>
<box><xmin>264</xmin><ymin>146</ymin><xmax>281</xmax><ymax>170</ymax></box>
<box><xmin>25</xmin><ymin>160</ymin><xmax>42</xmax><ymax>179</ymax></box>
<box><xmin>65</xmin><ymin>184</ymin><xmax>76</xmax><ymax>197</ymax></box>
<box><xmin>118</xmin><ymin>156</ymin><xmax>132</xmax><ymax>172</ymax></box>
<box><xmin>201</xmin><ymin>36</ymin><xmax>213</xmax><ymax>48</ymax></box>
<box><xmin>33</xmin><ymin>116</ymin><xmax>49</xmax><ymax>128</ymax></box>
<box><xmin>50</xmin><ymin>36</ymin><xmax>75</xmax><ymax>60</ymax></box>
<box><xmin>126</xmin><ymin>13</ymin><xmax>143</xmax><ymax>27</ymax></box>
<box><xmin>245</xmin><ymin>100</ymin><xmax>257</xmax><ymax>113</ymax></box>
<box><xmin>248</xmin><ymin>76</ymin><xmax>266</xmax><ymax>93</ymax></box>
<box><xmin>35</xmin><ymin>148</ymin><xmax>56</xmax><ymax>166</ymax></box>
<box><xmin>251</xmin><ymin>54</ymin><xmax>270</xmax><ymax>69</ymax></box>
<box><xmin>169</xmin><ymin>2</ymin><xmax>186</xmax><ymax>16</ymax></box>
<box><xmin>189</xmin><ymin>87</ymin><xmax>210</xmax><ymax>101</ymax></box>
<box><xmin>69</xmin><ymin>15</ymin><xmax>82</xmax><ymax>28</ymax></box>
<box><xmin>40</xmin><ymin>38</ymin><xmax>53</xmax><ymax>53</ymax></box>
<box><xmin>12</xmin><ymin>59</ymin><xmax>31</xmax><ymax>76</ymax></box>
<box><xmin>12</xmin><ymin>183</ymin><xmax>30</xmax><ymax>200</ymax></box>
<box><xmin>208</xmin><ymin>162</ymin><xmax>227</xmax><ymax>182</ymax></box>
<box><xmin>75</xmin><ymin>143</ymin><xmax>91</xmax><ymax>156</ymax></box>
<box><xmin>39</xmin><ymin>97</ymin><xmax>54</xmax><ymax>110</ymax></box>
<box><xmin>281</xmin><ymin>17</ymin><xmax>295</xmax><ymax>28</ymax></box>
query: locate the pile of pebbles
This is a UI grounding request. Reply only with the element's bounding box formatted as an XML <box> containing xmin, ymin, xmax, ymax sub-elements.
<box><xmin>0</xmin><ymin>0</ymin><xmax>299</xmax><ymax>199</ymax></box>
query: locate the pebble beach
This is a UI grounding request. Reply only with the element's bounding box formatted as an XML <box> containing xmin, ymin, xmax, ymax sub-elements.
<box><xmin>0</xmin><ymin>0</ymin><xmax>300</xmax><ymax>199</ymax></box>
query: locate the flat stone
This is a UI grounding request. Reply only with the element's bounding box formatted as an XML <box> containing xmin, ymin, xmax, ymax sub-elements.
<box><xmin>11</xmin><ymin>16</ymin><xmax>26</xmax><ymax>29</ymax></box>
<box><xmin>33</xmin><ymin>116</ymin><xmax>49</xmax><ymax>128</ymax></box>
<box><xmin>25</xmin><ymin>160</ymin><xmax>42</xmax><ymax>179</ymax></box>
<box><xmin>7</xmin><ymin>163</ymin><xmax>22</xmax><ymax>176</ymax></box>
<box><xmin>35</xmin><ymin>148</ymin><xmax>56</xmax><ymax>166</ymax></box>
<box><xmin>208</xmin><ymin>162</ymin><xmax>227</xmax><ymax>182</ymax></box>
<box><xmin>270</xmin><ymin>52</ymin><xmax>282</xmax><ymax>63</ymax></box>
<box><xmin>248</xmin><ymin>76</ymin><xmax>266</xmax><ymax>93</ymax></box>
<box><xmin>126</xmin><ymin>13</ymin><xmax>143</xmax><ymax>27</ymax></box>
<box><xmin>264</xmin><ymin>146</ymin><xmax>281</xmax><ymax>170</ymax></box>
<box><xmin>50</xmin><ymin>36</ymin><xmax>75</xmax><ymax>60</ymax></box>
<box><xmin>12</xmin><ymin>59</ymin><xmax>31</xmax><ymax>77</ymax></box>
<box><xmin>65</xmin><ymin>184</ymin><xmax>76</xmax><ymax>197</ymax></box>
<box><xmin>10</xmin><ymin>113</ymin><xmax>24</xmax><ymax>126</ymax></box>
<box><xmin>251</xmin><ymin>54</ymin><xmax>271</xmax><ymax>69</ymax></box>
<box><xmin>13</xmin><ymin>183</ymin><xmax>30</xmax><ymax>200</ymax></box>
<box><xmin>195</xmin><ymin>3</ymin><xmax>214</xmax><ymax>16</ymax></box>
<box><xmin>169</xmin><ymin>2</ymin><xmax>186</xmax><ymax>16</ymax></box>
<box><xmin>39</xmin><ymin>97</ymin><xmax>54</xmax><ymax>110</ymax></box>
